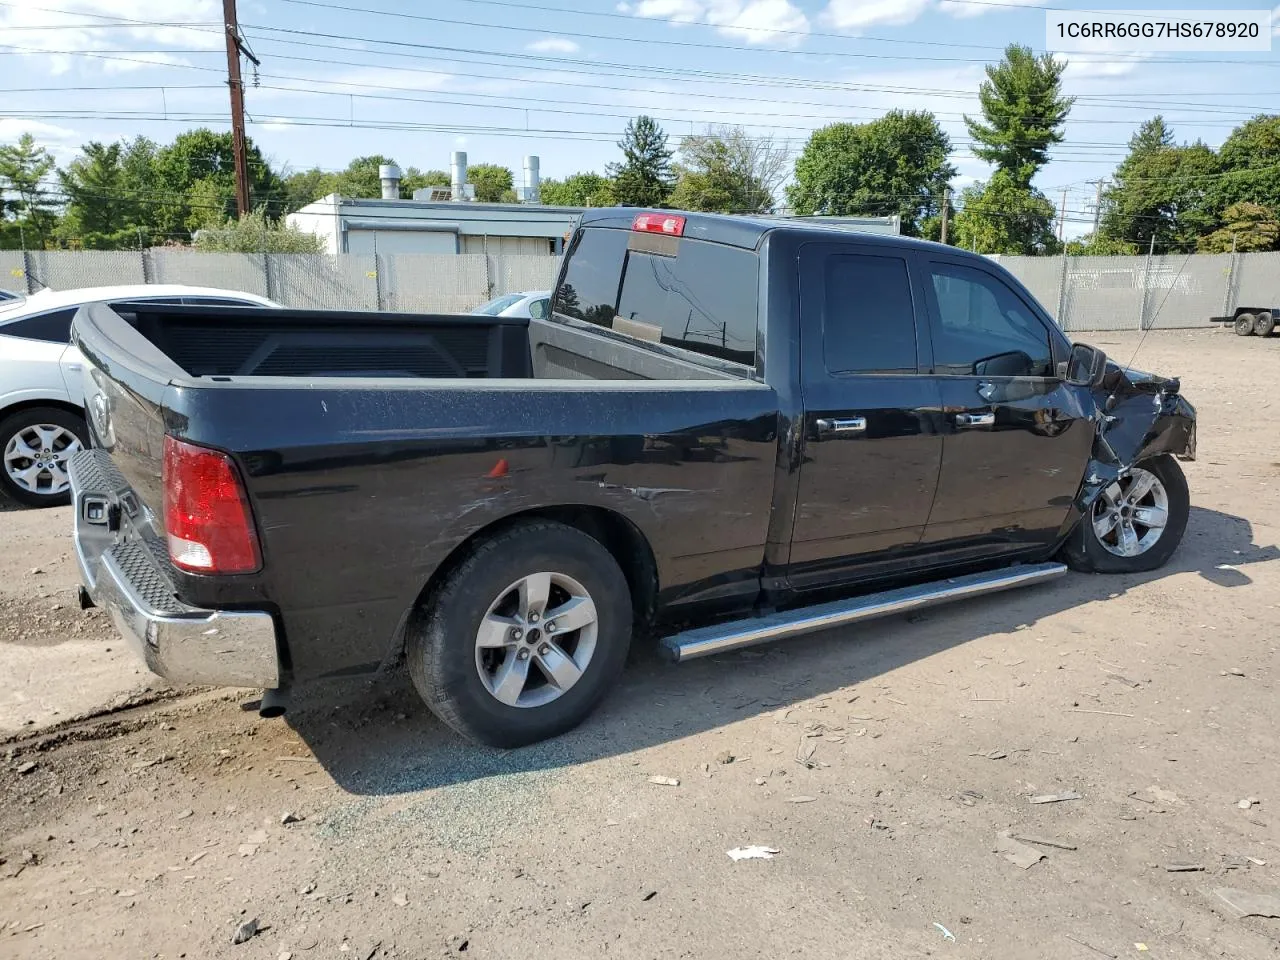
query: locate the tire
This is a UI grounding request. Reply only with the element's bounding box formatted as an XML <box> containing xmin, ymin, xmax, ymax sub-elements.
<box><xmin>1234</xmin><ymin>314</ymin><xmax>1256</xmax><ymax>336</ymax></box>
<box><xmin>406</xmin><ymin>520</ymin><xmax>633</xmax><ymax>747</ymax></box>
<box><xmin>0</xmin><ymin>406</ymin><xmax>89</xmax><ymax>508</ymax></box>
<box><xmin>1061</xmin><ymin>454</ymin><xmax>1189</xmax><ymax>574</ymax></box>
<box><xmin>1254</xmin><ymin>312</ymin><xmax>1275</xmax><ymax>337</ymax></box>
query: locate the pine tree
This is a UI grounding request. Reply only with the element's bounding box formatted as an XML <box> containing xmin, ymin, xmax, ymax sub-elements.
<box><xmin>609</xmin><ymin>116</ymin><xmax>674</xmax><ymax>207</ymax></box>
<box><xmin>964</xmin><ymin>44</ymin><xmax>1073</xmax><ymax>185</ymax></box>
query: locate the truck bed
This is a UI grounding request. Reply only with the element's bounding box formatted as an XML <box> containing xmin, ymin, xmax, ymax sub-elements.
<box><xmin>101</xmin><ymin>303</ymin><xmax>744</xmax><ymax>383</ymax></box>
<box><xmin>70</xmin><ymin>301</ymin><xmax>778</xmax><ymax>682</ymax></box>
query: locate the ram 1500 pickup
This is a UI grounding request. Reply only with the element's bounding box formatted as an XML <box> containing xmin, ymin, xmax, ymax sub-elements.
<box><xmin>69</xmin><ymin>209</ymin><xmax>1197</xmax><ymax>746</ymax></box>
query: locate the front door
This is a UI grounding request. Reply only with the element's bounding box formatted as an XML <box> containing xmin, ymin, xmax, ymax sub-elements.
<box><xmin>787</xmin><ymin>244</ymin><xmax>944</xmax><ymax>590</ymax></box>
<box><xmin>920</xmin><ymin>259</ymin><xmax>1096</xmax><ymax>556</ymax></box>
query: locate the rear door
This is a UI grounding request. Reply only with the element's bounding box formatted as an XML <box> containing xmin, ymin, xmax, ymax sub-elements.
<box><xmin>920</xmin><ymin>257</ymin><xmax>1095</xmax><ymax>555</ymax></box>
<box><xmin>787</xmin><ymin>243</ymin><xmax>944</xmax><ymax>589</ymax></box>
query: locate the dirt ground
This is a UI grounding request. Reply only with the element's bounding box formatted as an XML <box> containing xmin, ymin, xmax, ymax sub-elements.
<box><xmin>1</xmin><ymin>328</ymin><xmax>1278</xmax><ymax>960</ymax></box>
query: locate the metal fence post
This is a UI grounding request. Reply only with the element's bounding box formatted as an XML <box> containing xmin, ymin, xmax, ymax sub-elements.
<box><xmin>374</xmin><ymin>253</ymin><xmax>385</xmax><ymax>311</ymax></box>
<box><xmin>141</xmin><ymin>248</ymin><xmax>154</xmax><ymax>285</ymax></box>
<box><xmin>1055</xmin><ymin>252</ymin><xmax>1069</xmax><ymax>330</ymax></box>
<box><xmin>1138</xmin><ymin>235</ymin><xmax>1155</xmax><ymax>330</ymax></box>
<box><xmin>22</xmin><ymin>250</ymin><xmax>35</xmax><ymax>293</ymax></box>
<box><xmin>1221</xmin><ymin>236</ymin><xmax>1238</xmax><ymax>319</ymax></box>
<box><xmin>263</xmin><ymin>252</ymin><xmax>276</xmax><ymax>303</ymax></box>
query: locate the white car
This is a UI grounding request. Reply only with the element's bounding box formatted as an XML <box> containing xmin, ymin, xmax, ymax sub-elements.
<box><xmin>471</xmin><ymin>290</ymin><xmax>551</xmax><ymax>319</ymax></box>
<box><xmin>0</xmin><ymin>284</ymin><xmax>280</xmax><ymax>507</ymax></box>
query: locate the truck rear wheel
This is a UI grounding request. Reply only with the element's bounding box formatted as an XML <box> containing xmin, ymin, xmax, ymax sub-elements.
<box><xmin>1254</xmin><ymin>312</ymin><xmax>1275</xmax><ymax>337</ymax></box>
<box><xmin>406</xmin><ymin>520</ymin><xmax>633</xmax><ymax>747</ymax></box>
<box><xmin>1234</xmin><ymin>313</ymin><xmax>1256</xmax><ymax>336</ymax></box>
<box><xmin>1061</xmin><ymin>455</ymin><xmax>1189</xmax><ymax>575</ymax></box>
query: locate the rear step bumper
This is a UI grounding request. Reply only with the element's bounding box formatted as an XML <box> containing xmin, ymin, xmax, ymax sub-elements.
<box><xmin>661</xmin><ymin>562</ymin><xmax>1067</xmax><ymax>662</ymax></box>
<box><xmin>69</xmin><ymin>449</ymin><xmax>281</xmax><ymax>689</ymax></box>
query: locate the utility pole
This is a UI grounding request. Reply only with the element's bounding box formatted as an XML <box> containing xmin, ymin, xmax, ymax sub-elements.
<box><xmin>1088</xmin><ymin>178</ymin><xmax>1106</xmax><ymax>235</ymax></box>
<box><xmin>940</xmin><ymin>186</ymin><xmax>951</xmax><ymax>246</ymax></box>
<box><xmin>222</xmin><ymin>0</ymin><xmax>258</xmax><ymax>218</ymax></box>
<box><xmin>1057</xmin><ymin>187</ymin><xmax>1068</xmax><ymax>243</ymax></box>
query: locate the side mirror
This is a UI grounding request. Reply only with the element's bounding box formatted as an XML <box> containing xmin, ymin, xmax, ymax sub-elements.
<box><xmin>1064</xmin><ymin>342</ymin><xmax>1107</xmax><ymax>387</ymax></box>
<box><xmin>529</xmin><ymin>298</ymin><xmax>549</xmax><ymax>320</ymax></box>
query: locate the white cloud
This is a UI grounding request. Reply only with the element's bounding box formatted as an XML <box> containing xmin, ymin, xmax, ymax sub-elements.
<box><xmin>0</xmin><ymin>118</ymin><xmax>78</xmax><ymax>142</ymax></box>
<box><xmin>0</xmin><ymin>0</ymin><xmax>221</xmax><ymax>69</ymax></box>
<box><xmin>938</xmin><ymin>0</ymin><xmax>1048</xmax><ymax>19</ymax></box>
<box><xmin>821</xmin><ymin>0</ymin><xmax>931</xmax><ymax>31</ymax></box>
<box><xmin>626</xmin><ymin>0</ymin><xmax>810</xmax><ymax>47</ymax></box>
<box><xmin>526</xmin><ymin>36</ymin><xmax>581</xmax><ymax>54</ymax></box>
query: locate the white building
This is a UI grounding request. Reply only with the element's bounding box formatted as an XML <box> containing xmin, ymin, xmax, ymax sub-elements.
<box><xmin>287</xmin><ymin>153</ymin><xmax>585</xmax><ymax>257</ymax></box>
<box><xmin>287</xmin><ymin>151</ymin><xmax>901</xmax><ymax>256</ymax></box>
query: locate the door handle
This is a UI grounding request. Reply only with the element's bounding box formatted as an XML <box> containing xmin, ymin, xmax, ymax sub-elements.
<box><xmin>815</xmin><ymin>417</ymin><xmax>867</xmax><ymax>436</ymax></box>
<box><xmin>954</xmin><ymin>412</ymin><xmax>995</xmax><ymax>428</ymax></box>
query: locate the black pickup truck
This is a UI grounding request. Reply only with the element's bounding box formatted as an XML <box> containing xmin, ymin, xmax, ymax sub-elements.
<box><xmin>69</xmin><ymin>209</ymin><xmax>1197</xmax><ymax>747</ymax></box>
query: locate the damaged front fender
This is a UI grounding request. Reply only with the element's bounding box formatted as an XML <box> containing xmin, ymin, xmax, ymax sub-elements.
<box><xmin>1070</xmin><ymin>363</ymin><xmax>1197</xmax><ymax>526</ymax></box>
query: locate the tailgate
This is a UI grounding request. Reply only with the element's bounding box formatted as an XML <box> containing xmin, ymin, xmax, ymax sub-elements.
<box><xmin>68</xmin><ymin>301</ymin><xmax>281</xmax><ymax>689</ymax></box>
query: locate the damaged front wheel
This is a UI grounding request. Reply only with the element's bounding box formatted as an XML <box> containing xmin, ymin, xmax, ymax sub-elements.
<box><xmin>1062</xmin><ymin>455</ymin><xmax>1189</xmax><ymax>574</ymax></box>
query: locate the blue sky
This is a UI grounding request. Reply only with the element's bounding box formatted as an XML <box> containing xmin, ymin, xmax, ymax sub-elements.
<box><xmin>1</xmin><ymin>0</ymin><xmax>1277</xmax><ymax>236</ymax></box>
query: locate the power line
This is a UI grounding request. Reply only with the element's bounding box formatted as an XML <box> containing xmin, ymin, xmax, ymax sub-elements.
<box><xmin>4</xmin><ymin>35</ymin><xmax>1275</xmax><ymax>124</ymax></box>
<box><xmin>241</xmin><ymin>16</ymin><xmax>1280</xmax><ymax>69</ymax></box>
<box><xmin>4</xmin><ymin>77</ymin><xmax>1258</xmax><ymax>133</ymax></box>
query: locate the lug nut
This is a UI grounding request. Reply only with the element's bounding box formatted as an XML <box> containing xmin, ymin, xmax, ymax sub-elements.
<box><xmin>538</xmin><ymin>644</ymin><xmax>551</xmax><ymax>656</ymax></box>
<box><xmin>529</xmin><ymin>612</ymin><xmax>540</xmax><ymax>623</ymax></box>
<box><xmin>510</xmin><ymin>627</ymin><xmax>523</xmax><ymax>641</ymax></box>
<box><xmin>517</xmin><ymin>648</ymin><xmax>530</xmax><ymax>660</ymax></box>
<box><xmin>545</xmin><ymin>620</ymin><xmax>557</xmax><ymax>634</ymax></box>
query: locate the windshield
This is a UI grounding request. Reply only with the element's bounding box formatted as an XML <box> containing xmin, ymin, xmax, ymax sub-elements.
<box><xmin>472</xmin><ymin>293</ymin><xmax>523</xmax><ymax>316</ymax></box>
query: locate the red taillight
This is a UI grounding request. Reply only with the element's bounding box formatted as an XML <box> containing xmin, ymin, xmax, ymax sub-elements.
<box><xmin>632</xmin><ymin>213</ymin><xmax>685</xmax><ymax>236</ymax></box>
<box><xmin>163</xmin><ymin>436</ymin><xmax>261</xmax><ymax>575</ymax></box>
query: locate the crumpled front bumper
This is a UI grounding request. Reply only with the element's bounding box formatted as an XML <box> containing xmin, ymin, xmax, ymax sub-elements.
<box><xmin>70</xmin><ymin>449</ymin><xmax>280</xmax><ymax>689</ymax></box>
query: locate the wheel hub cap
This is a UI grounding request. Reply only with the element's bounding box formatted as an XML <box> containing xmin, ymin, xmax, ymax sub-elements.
<box><xmin>4</xmin><ymin>424</ymin><xmax>82</xmax><ymax>497</ymax></box>
<box><xmin>1091</xmin><ymin>467</ymin><xmax>1170</xmax><ymax>558</ymax></box>
<box><xmin>474</xmin><ymin>571</ymin><xmax>599</xmax><ymax>709</ymax></box>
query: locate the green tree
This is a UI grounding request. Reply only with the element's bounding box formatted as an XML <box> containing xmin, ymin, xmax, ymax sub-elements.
<box><xmin>609</xmin><ymin>115</ymin><xmax>674</xmax><ymax>207</ymax></box>
<box><xmin>282</xmin><ymin>167</ymin><xmax>338</xmax><ymax>211</ymax></box>
<box><xmin>1100</xmin><ymin>119</ymin><xmax>1219</xmax><ymax>252</ymax></box>
<box><xmin>539</xmin><ymin>172</ymin><xmax>615</xmax><ymax>207</ymax></box>
<box><xmin>57</xmin><ymin>141</ymin><xmax>133</xmax><ymax>248</ymax></box>
<box><xmin>467</xmin><ymin>163</ymin><xmax>516</xmax><ymax>203</ymax></box>
<box><xmin>1207</xmin><ymin>115</ymin><xmax>1280</xmax><ymax>215</ymax></box>
<box><xmin>184</xmin><ymin>177</ymin><xmax>228</xmax><ymax>233</ymax></box>
<box><xmin>0</xmin><ymin>133</ymin><xmax>58</xmax><ymax>248</ymax></box>
<box><xmin>1197</xmin><ymin>202</ymin><xmax>1280</xmax><ymax>252</ymax></box>
<box><xmin>668</xmin><ymin>125</ymin><xmax>789</xmax><ymax>214</ymax></box>
<box><xmin>193</xmin><ymin>207</ymin><xmax>324</xmax><ymax>253</ymax></box>
<box><xmin>952</xmin><ymin>169</ymin><xmax>1060</xmax><ymax>255</ymax></box>
<box><xmin>151</xmin><ymin>129</ymin><xmax>283</xmax><ymax>239</ymax></box>
<box><xmin>1065</xmin><ymin>233</ymin><xmax>1139</xmax><ymax>255</ymax></box>
<box><xmin>786</xmin><ymin>111</ymin><xmax>955</xmax><ymax>235</ymax></box>
<box><xmin>964</xmin><ymin>43</ymin><xmax>1073</xmax><ymax>184</ymax></box>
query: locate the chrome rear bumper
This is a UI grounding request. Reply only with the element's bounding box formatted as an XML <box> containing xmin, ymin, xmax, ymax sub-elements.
<box><xmin>70</xmin><ymin>449</ymin><xmax>280</xmax><ymax>689</ymax></box>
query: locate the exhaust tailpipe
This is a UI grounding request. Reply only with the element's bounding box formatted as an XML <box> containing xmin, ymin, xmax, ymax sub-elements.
<box><xmin>259</xmin><ymin>686</ymin><xmax>289</xmax><ymax>718</ymax></box>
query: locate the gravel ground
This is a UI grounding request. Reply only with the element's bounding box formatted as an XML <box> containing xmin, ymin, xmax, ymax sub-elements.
<box><xmin>1</xmin><ymin>328</ymin><xmax>1278</xmax><ymax>960</ymax></box>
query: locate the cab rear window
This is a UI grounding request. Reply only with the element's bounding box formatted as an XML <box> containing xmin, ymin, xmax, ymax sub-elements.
<box><xmin>554</xmin><ymin>227</ymin><xmax>759</xmax><ymax>369</ymax></box>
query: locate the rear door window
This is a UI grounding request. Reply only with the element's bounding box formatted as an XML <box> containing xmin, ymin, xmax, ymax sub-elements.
<box><xmin>822</xmin><ymin>254</ymin><xmax>918</xmax><ymax>374</ymax></box>
<box><xmin>0</xmin><ymin>307</ymin><xmax>76</xmax><ymax>344</ymax></box>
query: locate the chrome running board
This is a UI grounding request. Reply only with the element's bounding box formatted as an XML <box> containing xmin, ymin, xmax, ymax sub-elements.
<box><xmin>661</xmin><ymin>562</ymin><xmax>1068</xmax><ymax>663</ymax></box>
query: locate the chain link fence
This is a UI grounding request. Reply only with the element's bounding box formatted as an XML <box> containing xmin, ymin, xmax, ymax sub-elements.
<box><xmin>2</xmin><ymin>248</ymin><xmax>1275</xmax><ymax>330</ymax></box>
<box><xmin>993</xmin><ymin>250</ymin><xmax>1274</xmax><ymax>332</ymax></box>
<box><xmin>2</xmin><ymin>248</ymin><xmax>564</xmax><ymax>313</ymax></box>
